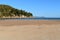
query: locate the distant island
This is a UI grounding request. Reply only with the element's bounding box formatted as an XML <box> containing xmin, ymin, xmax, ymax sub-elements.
<box><xmin>0</xmin><ymin>4</ymin><xmax>33</xmax><ymax>18</ymax></box>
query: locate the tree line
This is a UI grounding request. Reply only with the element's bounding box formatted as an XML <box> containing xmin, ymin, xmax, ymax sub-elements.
<box><xmin>0</xmin><ymin>4</ymin><xmax>33</xmax><ymax>18</ymax></box>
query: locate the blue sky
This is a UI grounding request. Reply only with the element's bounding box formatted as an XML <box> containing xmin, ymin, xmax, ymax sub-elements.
<box><xmin>0</xmin><ymin>0</ymin><xmax>60</xmax><ymax>17</ymax></box>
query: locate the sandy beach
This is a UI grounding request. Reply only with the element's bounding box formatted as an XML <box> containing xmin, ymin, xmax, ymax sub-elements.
<box><xmin>0</xmin><ymin>20</ymin><xmax>60</xmax><ymax>40</ymax></box>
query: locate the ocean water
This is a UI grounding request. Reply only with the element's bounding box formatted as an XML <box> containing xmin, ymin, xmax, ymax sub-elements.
<box><xmin>0</xmin><ymin>17</ymin><xmax>60</xmax><ymax>20</ymax></box>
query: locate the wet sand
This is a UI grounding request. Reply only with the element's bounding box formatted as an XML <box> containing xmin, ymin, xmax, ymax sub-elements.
<box><xmin>0</xmin><ymin>20</ymin><xmax>60</xmax><ymax>40</ymax></box>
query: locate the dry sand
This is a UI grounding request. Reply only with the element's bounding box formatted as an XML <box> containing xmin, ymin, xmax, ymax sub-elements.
<box><xmin>0</xmin><ymin>20</ymin><xmax>60</xmax><ymax>40</ymax></box>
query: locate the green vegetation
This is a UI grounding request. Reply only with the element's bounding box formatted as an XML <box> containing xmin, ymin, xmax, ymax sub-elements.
<box><xmin>0</xmin><ymin>4</ymin><xmax>33</xmax><ymax>18</ymax></box>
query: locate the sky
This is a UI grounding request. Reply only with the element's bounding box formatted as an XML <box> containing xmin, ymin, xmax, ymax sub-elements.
<box><xmin>0</xmin><ymin>0</ymin><xmax>60</xmax><ymax>17</ymax></box>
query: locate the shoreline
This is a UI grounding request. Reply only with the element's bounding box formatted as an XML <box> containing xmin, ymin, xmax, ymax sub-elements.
<box><xmin>0</xmin><ymin>20</ymin><xmax>60</xmax><ymax>26</ymax></box>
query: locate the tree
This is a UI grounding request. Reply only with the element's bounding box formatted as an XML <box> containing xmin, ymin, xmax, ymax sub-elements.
<box><xmin>0</xmin><ymin>4</ymin><xmax>33</xmax><ymax>18</ymax></box>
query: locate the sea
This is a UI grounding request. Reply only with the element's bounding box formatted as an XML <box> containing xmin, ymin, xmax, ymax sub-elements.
<box><xmin>0</xmin><ymin>17</ymin><xmax>60</xmax><ymax>20</ymax></box>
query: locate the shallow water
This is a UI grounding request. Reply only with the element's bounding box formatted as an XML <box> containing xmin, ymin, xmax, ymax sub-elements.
<box><xmin>0</xmin><ymin>17</ymin><xmax>60</xmax><ymax>20</ymax></box>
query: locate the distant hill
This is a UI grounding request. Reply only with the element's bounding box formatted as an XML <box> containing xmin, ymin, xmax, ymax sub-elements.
<box><xmin>0</xmin><ymin>4</ymin><xmax>33</xmax><ymax>18</ymax></box>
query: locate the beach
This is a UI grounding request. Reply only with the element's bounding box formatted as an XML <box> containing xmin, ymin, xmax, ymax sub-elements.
<box><xmin>0</xmin><ymin>20</ymin><xmax>60</xmax><ymax>40</ymax></box>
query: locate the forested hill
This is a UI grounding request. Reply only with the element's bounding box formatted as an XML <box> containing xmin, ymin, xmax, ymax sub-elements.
<box><xmin>0</xmin><ymin>4</ymin><xmax>33</xmax><ymax>18</ymax></box>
